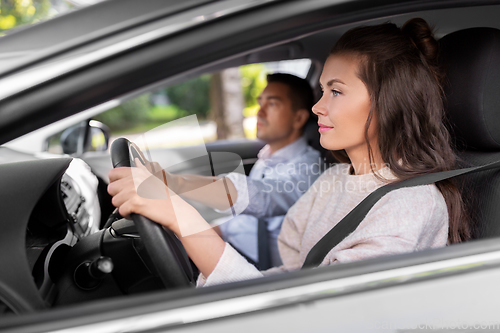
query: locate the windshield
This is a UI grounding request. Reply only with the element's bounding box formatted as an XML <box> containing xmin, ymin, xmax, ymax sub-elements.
<box><xmin>0</xmin><ymin>0</ymin><xmax>106</xmax><ymax>36</ymax></box>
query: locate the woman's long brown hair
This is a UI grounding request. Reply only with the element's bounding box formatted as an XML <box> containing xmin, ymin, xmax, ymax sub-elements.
<box><xmin>329</xmin><ymin>18</ymin><xmax>471</xmax><ymax>243</ymax></box>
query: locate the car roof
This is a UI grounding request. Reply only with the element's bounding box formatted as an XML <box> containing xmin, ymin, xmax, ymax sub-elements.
<box><xmin>0</xmin><ymin>0</ymin><xmax>214</xmax><ymax>76</ymax></box>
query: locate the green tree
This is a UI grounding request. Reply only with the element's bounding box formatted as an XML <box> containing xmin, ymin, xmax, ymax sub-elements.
<box><xmin>94</xmin><ymin>94</ymin><xmax>151</xmax><ymax>132</ymax></box>
<box><xmin>239</xmin><ymin>63</ymin><xmax>268</xmax><ymax>116</ymax></box>
<box><xmin>164</xmin><ymin>74</ymin><xmax>211</xmax><ymax>118</ymax></box>
<box><xmin>0</xmin><ymin>0</ymin><xmax>53</xmax><ymax>33</ymax></box>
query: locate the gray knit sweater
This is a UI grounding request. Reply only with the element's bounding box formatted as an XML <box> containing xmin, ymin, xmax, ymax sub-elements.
<box><xmin>198</xmin><ymin>164</ymin><xmax>448</xmax><ymax>287</ymax></box>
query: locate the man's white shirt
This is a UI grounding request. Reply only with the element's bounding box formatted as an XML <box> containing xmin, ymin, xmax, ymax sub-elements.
<box><xmin>217</xmin><ymin>136</ymin><xmax>321</xmax><ymax>266</ymax></box>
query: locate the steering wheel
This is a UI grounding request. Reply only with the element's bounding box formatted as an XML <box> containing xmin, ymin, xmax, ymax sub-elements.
<box><xmin>110</xmin><ymin>138</ymin><xmax>194</xmax><ymax>288</ymax></box>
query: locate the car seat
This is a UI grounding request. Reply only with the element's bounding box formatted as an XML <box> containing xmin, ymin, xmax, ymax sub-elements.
<box><xmin>439</xmin><ymin>27</ymin><xmax>500</xmax><ymax>239</ymax></box>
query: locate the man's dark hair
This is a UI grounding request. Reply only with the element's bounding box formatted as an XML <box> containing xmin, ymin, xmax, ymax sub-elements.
<box><xmin>266</xmin><ymin>73</ymin><xmax>314</xmax><ymax>113</ymax></box>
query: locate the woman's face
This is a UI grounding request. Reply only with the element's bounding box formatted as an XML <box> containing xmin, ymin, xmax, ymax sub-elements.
<box><xmin>313</xmin><ymin>54</ymin><xmax>375</xmax><ymax>157</ymax></box>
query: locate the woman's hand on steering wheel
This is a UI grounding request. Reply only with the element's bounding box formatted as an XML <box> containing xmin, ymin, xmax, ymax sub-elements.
<box><xmin>108</xmin><ymin>138</ymin><xmax>226</xmax><ymax>280</ymax></box>
<box><xmin>129</xmin><ymin>142</ymin><xmax>180</xmax><ymax>192</ymax></box>
<box><xmin>107</xmin><ymin>158</ymin><xmax>181</xmax><ymax>235</ymax></box>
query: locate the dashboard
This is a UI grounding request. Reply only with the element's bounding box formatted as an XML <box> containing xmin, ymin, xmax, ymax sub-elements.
<box><xmin>0</xmin><ymin>140</ymin><xmax>262</xmax><ymax>313</ymax></box>
<box><xmin>0</xmin><ymin>151</ymin><xmax>103</xmax><ymax>313</ymax></box>
<box><xmin>26</xmin><ymin>158</ymin><xmax>101</xmax><ymax>306</ymax></box>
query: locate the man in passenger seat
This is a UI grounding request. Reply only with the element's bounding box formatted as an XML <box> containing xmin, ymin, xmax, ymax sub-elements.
<box><xmin>145</xmin><ymin>73</ymin><xmax>321</xmax><ymax>268</ymax></box>
<box><xmin>213</xmin><ymin>73</ymin><xmax>321</xmax><ymax>268</ymax></box>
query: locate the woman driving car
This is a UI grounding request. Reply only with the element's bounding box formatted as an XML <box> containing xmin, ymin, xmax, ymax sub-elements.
<box><xmin>107</xmin><ymin>18</ymin><xmax>471</xmax><ymax>287</ymax></box>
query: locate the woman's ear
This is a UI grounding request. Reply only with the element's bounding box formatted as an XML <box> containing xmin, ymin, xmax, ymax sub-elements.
<box><xmin>293</xmin><ymin>109</ymin><xmax>310</xmax><ymax>130</ymax></box>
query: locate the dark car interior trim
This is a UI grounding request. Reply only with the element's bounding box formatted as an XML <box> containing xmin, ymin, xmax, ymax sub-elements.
<box><xmin>0</xmin><ymin>158</ymin><xmax>72</xmax><ymax>313</ymax></box>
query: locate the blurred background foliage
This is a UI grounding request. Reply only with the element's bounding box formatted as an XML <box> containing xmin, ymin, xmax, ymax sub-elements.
<box><xmin>0</xmin><ymin>0</ymin><xmax>78</xmax><ymax>34</ymax></box>
<box><xmin>164</xmin><ymin>74</ymin><xmax>212</xmax><ymax>119</ymax></box>
<box><xmin>94</xmin><ymin>65</ymin><xmax>268</xmax><ymax>134</ymax></box>
<box><xmin>241</xmin><ymin>63</ymin><xmax>267</xmax><ymax>117</ymax></box>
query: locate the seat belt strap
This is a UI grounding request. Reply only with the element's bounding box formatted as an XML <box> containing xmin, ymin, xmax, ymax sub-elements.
<box><xmin>301</xmin><ymin>159</ymin><xmax>500</xmax><ymax>269</ymax></box>
<box><xmin>257</xmin><ymin>218</ymin><xmax>271</xmax><ymax>270</ymax></box>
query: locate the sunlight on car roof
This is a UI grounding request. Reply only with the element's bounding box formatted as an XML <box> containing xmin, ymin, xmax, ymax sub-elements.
<box><xmin>0</xmin><ymin>0</ymin><xmax>107</xmax><ymax>36</ymax></box>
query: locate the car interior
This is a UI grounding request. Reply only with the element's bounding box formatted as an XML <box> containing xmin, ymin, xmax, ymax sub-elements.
<box><xmin>1</xmin><ymin>1</ymin><xmax>500</xmax><ymax>324</ymax></box>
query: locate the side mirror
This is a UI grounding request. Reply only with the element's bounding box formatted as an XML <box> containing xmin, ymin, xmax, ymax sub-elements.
<box><xmin>60</xmin><ymin>120</ymin><xmax>110</xmax><ymax>155</ymax></box>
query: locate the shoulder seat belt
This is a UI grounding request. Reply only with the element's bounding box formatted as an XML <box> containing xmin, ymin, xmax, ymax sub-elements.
<box><xmin>257</xmin><ymin>218</ymin><xmax>271</xmax><ymax>270</ymax></box>
<box><xmin>301</xmin><ymin>160</ymin><xmax>500</xmax><ymax>269</ymax></box>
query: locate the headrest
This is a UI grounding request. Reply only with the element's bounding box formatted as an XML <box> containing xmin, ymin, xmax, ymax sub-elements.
<box><xmin>439</xmin><ymin>27</ymin><xmax>500</xmax><ymax>151</ymax></box>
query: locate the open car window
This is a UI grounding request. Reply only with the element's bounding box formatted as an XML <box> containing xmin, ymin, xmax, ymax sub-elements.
<box><xmin>41</xmin><ymin>59</ymin><xmax>312</xmax><ymax>154</ymax></box>
<box><xmin>5</xmin><ymin>59</ymin><xmax>311</xmax><ymax>157</ymax></box>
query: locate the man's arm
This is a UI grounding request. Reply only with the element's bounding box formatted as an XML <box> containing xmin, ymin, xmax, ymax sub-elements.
<box><xmin>161</xmin><ymin>158</ymin><xmax>320</xmax><ymax>218</ymax></box>
<box><xmin>163</xmin><ymin>172</ymin><xmax>239</xmax><ymax>211</ymax></box>
<box><xmin>137</xmin><ymin>151</ymin><xmax>239</xmax><ymax>212</ymax></box>
<box><xmin>148</xmin><ymin>147</ymin><xmax>320</xmax><ymax>217</ymax></box>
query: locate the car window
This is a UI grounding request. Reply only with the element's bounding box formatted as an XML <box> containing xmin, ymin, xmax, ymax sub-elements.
<box><xmin>45</xmin><ymin>59</ymin><xmax>311</xmax><ymax>154</ymax></box>
<box><xmin>100</xmin><ymin>59</ymin><xmax>311</xmax><ymax>147</ymax></box>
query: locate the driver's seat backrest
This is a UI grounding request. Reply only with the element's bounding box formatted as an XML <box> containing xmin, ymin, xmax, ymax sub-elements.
<box><xmin>439</xmin><ymin>27</ymin><xmax>500</xmax><ymax>239</ymax></box>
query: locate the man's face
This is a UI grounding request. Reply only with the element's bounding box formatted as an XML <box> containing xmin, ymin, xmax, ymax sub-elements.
<box><xmin>256</xmin><ymin>82</ymin><xmax>296</xmax><ymax>144</ymax></box>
